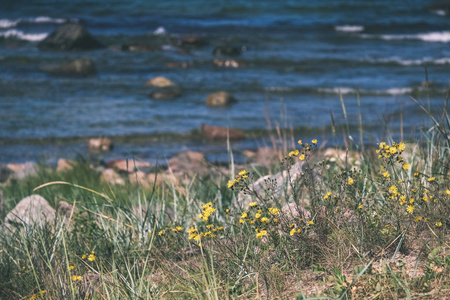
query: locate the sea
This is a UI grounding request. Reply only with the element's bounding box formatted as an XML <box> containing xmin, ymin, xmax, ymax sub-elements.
<box><xmin>0</xmin><ymin>0</ymin><xmax>449</xmax><ymax>165</ymax></box>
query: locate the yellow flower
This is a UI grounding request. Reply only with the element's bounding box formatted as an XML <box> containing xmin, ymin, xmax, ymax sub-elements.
<box><xmin>414</xmin><ymin>216</ymin><xmax>422</xmax><ymax>222</ymax></box>
<box><xmin>423</xmin><ymin>196</ymin><xmax>428</xmax><ymax>202</ymax></box>
<box><xmin>398</xmin><ymin>142</ymin><xmax>405</xmax><ymax>151</ymax></box>
<box><xmin>290</xmin><ymin>228</ymin><xmax>296</xmax><ymax>236</ymax></box>
<box><xmin>308</xmin><ymin>221</ymin><xmax>314</xmax><ymax>225</ymax></box>
<box><xmin>176</xmin><ymin>226</ymin><xmax>183</xmax><ymax>231</ymax></box>
<box><xmin>388</xmin><ymin>185</ymin><xmax>398</xmax><ymax>194</ymax></box>
<box><xmin>268</xmin><ymin>207</ymin><xmax>280</xmax><ymax>215</ymax></box>
<box><xmin>260</xmin><ymin>217</ymin><xmax>269</xmax><ymax>224</ymax></box>
<box><xmin>256</xmin><ymin>230</ymin><xmax>267</xmax><ymax>239</ymax></box>
<box><xmin>81</xmin><ymin>255</ymin><xmax>86</xmax><ymax>260</ymax></box>
<box><xmin>239</xmin><ymin>219</ymin><xmax>245</xmax><ymax>224</ymax></box>
<box><xmin>77</xmin><ymin>276</ymin><xmax>82</xmax><ymax>281</ymax></box>
<box><xmin>409</xmin><ymin>198</ymin><xmax>414</xmax><ymax>204</ymax></box>
<box><xmin>69</xmin><ymin>265</ymin><xmax>75</xmax><ymax>270</ymax></box>
<box><xmin>347</xmin><ymin>178</ymin><xmax>354</xmax><ymax>185</ymax></box>
<box><xmin>255</xmin><ymin>213</ymin><xmax>261</xmax><ymax>218</ymax></box>
<box><xmin>383</xmin><ymin>171</ymin><xmax>390</xmax><ymax>178</ymax></box>
<box><xmin>357</xmin><ymin>204</ymin><xmax>363</xmax><ymax>209</ymax></box>
<box><xmin>403</xmin><ymin>163</ymin><xmax>410</xmax><ymax>170</ymax></box>
<box><xmin>227</xmin><ymin>180</ymin><xmax>234</xmax><ymax>188</ymax></box>
<box><xmin>238</xmin><ymin>170</ymin><xmax>247</xmax><ymax>176</ymax></box>
<box><xmin>72</xmin><ymin>275</ymin><xmax>77</xmax><ymax>281</ymax></box>
<box><xmin>206</xmin><ymin>224</ymin><xmax>214</xmax><ymax>229</ymax></box>
<box><xmin>158</xmin><ymin>230</ymin><xmax>164</xmax><ymax>236</ymax></box>
<box><xmin>436</xmin><ymin>222</ymin><xmax>442</xmax><ymax>227</ymax></box>
<box><xmin>406</xmin><ymin>205</ymin><xmax>414</xmax><ymax>214</ymax></box>
<box><xmin>399</xmin><ymin>195</ymin><xmax>406</xmax><ymax>205</ymax></box>
<box><xmin>273</xmin><ymin>218</ymin><xmax>278</xmax><ymax>223</ymax></box>
<box><xmin>88</xmin><ymin>254</ymin><xmax>95</xmax><ymax>262</ymax></box>
<box><xmin>379</xmin><ymin>142</ymin><xmax>386</xmax><ymax>149</ymax></box>
<box><xmin>289</xmin><ymin>151</ymin><xmax>296</xmax><ymax>157</ymax></box>
<box><xmin>414</xmin><ymin>172</ymin><xmax>419</xmax><ymax>177</ymax></box>
<box><xmin>428</xmin><ymin>177</ymin><xmax>435</xmax><ymax>182</ymax></box>
<box><xmin>249</xmin><ymin>202</ymin><xmax>258</xmax><ymax>207</ymax></box>
<box><xmin>324</xmin><ymin>192</ymin><xmax>332</xmax><ymax>199</ymax></box>
<box><xmin>446</xmin><ymin>189</ymin><xmax>450</xmax><ymax>195</ymax></box>
<box><xmin>241</xmin><ymin>211</ymin><xmax>248</xmax><ymax>219</ymax></box>
<box><xmin>390</xmin><ymin>147</ymin><xmax>398</xmax><ymax>154</ymax></box>
<box><xmin>298</xmin><ymin>139</ymin><xmax>303</xmax><ymax>145</ymax></box>
<box><xmin>201</xmin><ymin>202</ymin><xmax>212</xmax><ymax>209</ymax></box>
<box><xmin>299</xmin><ymin>154</ymin><xmax>305</xmax><ymax>160</ymax></box>
<box><xmin>312</xmin><ymin>139</ymin><xmax>317</xmax><ymax>144</ymax></box>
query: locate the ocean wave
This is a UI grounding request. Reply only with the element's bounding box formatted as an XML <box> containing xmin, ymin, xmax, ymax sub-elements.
<box><xmin>0</xmin><ymin>16</ymin><xmax>72</xmax><ymax>28</ymax></box>
<box><xmin>431</xmin><ymin>9</ymin><xmax>447</xmax><ymax>16</ymax></box>
<box><xmin>361</xmin><ymin>31</ymin><xmax>450</xmax><ymax>43</ymax></box>
<box><xmin>367</xmin><ymin>57</ymin><xmax>450</xmax><ymax>66</ymax></box>
<box><xmin>0</xmin><ymin>29</ymin><xmax>48</xmax><ymax>42</ymax></box>
<box><xmin>153</xmin><ymin>26</ymin><xmax>166</xmax><ymax>35</ymax></box>
<box><xmin>318</xmin><ymin>87</ymin><xmax>412</xmax><ymax>96</ymax></box>
<box><xmin>334</xmin><ymin>25</ymin><xmax>364</xmax><ymax>32</ymax></box>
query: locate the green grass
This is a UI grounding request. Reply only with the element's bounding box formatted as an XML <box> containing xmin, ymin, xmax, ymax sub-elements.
<box><xmin>1</xmin><ymin>103</ymin><xmax>450</xmax><ymax>299</ymax></box>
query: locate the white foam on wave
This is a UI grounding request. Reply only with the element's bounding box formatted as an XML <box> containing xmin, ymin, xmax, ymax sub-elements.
<box><xmin>432</xmin><ymin>10</ymin><xmax>447</xmax><ymax>16</ymax></box>
<box><xmin>0</xmin><ymin>16</ymin><xmax>72</xmax><ymax>29</ymax></box>
<box><xmin>362</xmin><ymin>31</ymin><xmax>450</xmax><ymax>43</ymax></box>
<box><xmin>383</xmin><ymin>88</ymin><xmax>412</xmax><ymax>95</ymax></box>
<box><xmin>0</xmin><ymin>19</ymin><xmax>19</xmax><ymax>28</ymax></box>
<box><xmin>0</xmin><ymin>29</ymin><xmax>48</xmax><ymax>42</ymax></box>
<box><xmin>319</xmin><ymin>87</ymin><xmax>356</xmax><ymax>95</ymax></box>
<box><xmin>154</xmin><ymin>26</ymin><xmax>166</xmax><ymax>35</ymax></box>
<box><xmin>335</xmin><ymin>25</ymin><xmax>364</xmax><ymax>32</ymax></box>
<box><xmin>372</xmin><ymin>56</ymin><xmax>450</xmax><ymax>66</ymax></box>
<box><xmin>319</xmin><ymin>87</ymin><xmax>412</xmax><ymax>96</ymax></box>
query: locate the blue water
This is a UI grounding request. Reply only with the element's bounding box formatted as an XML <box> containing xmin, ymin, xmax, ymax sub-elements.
<box><xmin>0</xmin><ymin>0</ymin><xmax>449</xmax><ymax>164</ymax></box>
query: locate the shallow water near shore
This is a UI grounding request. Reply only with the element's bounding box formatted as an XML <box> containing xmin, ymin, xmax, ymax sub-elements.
<box><xmin>0</xmin><ymin>0</ymin><xmax>449</xmax><ymax>164</ymax></box>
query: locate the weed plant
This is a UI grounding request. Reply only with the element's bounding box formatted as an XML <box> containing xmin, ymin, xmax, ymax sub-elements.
<box><xmin>0</xmin><ymin>104</ymin><xmax>449</xmax><ymax>299</ymax></box>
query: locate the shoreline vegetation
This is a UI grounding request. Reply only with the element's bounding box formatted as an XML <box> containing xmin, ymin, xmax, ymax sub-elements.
<box><xmin>1</xmin><ymin>116</ymin><xmax>449</xmax><ymax>299</ymax></box>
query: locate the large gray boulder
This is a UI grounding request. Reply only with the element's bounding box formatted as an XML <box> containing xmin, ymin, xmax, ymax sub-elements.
<box><xmin>7</xmin><ymin>162</ymin><xmax>38</xmax><ymax>180</ymax></box>
<box><xmin>237</xmin><ymin>161</ymin><xmax>308</xmax><ymax>209</ymax></box>
<box><xmin>5</xmin><ymin>195</ymin><xmax>56</xmax><ymax>227</ymax></box>
<box><xmin>43</xmin><ymin>58</ymin><xmax>97</xmax><ymax>77</ymax></box>
<box><xmin>38</xmin><ymin>23</ymin><xmax>105</xmax><ymax>51</ymax></box>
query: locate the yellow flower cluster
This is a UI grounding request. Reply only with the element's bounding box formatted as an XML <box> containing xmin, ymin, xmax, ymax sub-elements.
<box><xmin>81</xmin><ymin>251</ymin><xmax>96</xmax><ymax>261</ymax></box>
<box><xmin>72</xmin><ymin>275</ymin><xmax>83</xmax><ymax>281</ymax></box>
<box><xmin>188</xmin><ymin>225</ymin><xmax>224</xmax><ymax>242</ymax></box>
<box><xmin>158</xmin><ymin>226</ymin><xmax>183</xmax><ymax>236</ymax></box>
<box><xmin>227</xmin><ymin>169</ymin><xmax>248</xmax><ymax>188</ymax></box>
<box><xmin>286</xmin><ymin>139</ymin><xmax>318</xmax><ymax>161</ymax></box>
<box><xmin>376</xmin><ymin>142</ymin><xmax>410</xmax><ymax>169</ymax></box>
<box><xmin>198</xmin><ymin>202</ymin><xmax>216</xmax><ymax>222</ymax></box>
<box><xmin>28</xmin><ymin>290</ymin><xmax>46</xmax><ymax>300</ymax></box>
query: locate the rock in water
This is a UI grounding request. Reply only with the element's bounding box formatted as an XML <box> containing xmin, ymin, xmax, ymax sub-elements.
<box><xmin>88</xmin><ymin>137</ymin><xmax>113</xmax><ymax>152</ymax></box>
<box><xmin>205</xmin><ymin>91</ymin><xmax>237</xmax><ymax>107</ymax></box>
<box><xmin>201</xmin><ymin>124</ymin><xmax>245</xmax><ymax>141</ymax></box>
<box><xmin>167</xmin><ymin>151</ymin><xmax>211</xmax><ymax>177</ymax></box>
<box><xmin>38</xmin><ymin>23</ymin><xmax>105</xmax><ymax>51</ymax></box>
<box><xmin>145</xmin><ymin>76</ymin><xmax>176</xmax><ymax>88</ymax></box>
<box><xmin>213</xmin><ymin>46</ymin><xmax>242</xmax><ymax>56</ymax></box>
<box><xmin>43</xmin><ymin>58</ymin><xmax>97</xmax><ymax>77</ymax></box>
<box><xmin>5</xmin><ymin>195</ymin><xmax>56</xmax><ymax>227</ymax></box>
<box><xmin>7</xmin><ymin>162</ymin><xmax>38</xmax><ymax>180</ymax></box>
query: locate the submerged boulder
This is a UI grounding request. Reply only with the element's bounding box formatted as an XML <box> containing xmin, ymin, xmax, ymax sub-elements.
<box><xmin>201</xmin><ymin>124</ymin><xmax>245</xmax><ymax>141</ymax></box>
<box><xmin>5</xmin><ymin>195</ymin><xmax>56</xmax><ymax>227</ymax></box>
<box><xmin>38</xmin><ymin>23</ymin><xmax>105</xmax><ymax>51</ymax></box>
<box><xmin>213</xmin><ymin>45</ymin><xmax>242</xmax><ymax>56</ymax></box>
<box><xmin>145</xmin><ymin>76</ymin><xmax>176</xmax><ymax>88</ymax></box>
<box><xmin>205</xmin><ymin>91</ymin><xmax>237</xmax><ymax>107</ymax></box>
<box><xmin>148</xmin><ymin>87</ymin><xmax>181</xmax><ymax>100</ymax></box>
<box><xmin>43</xmin><ymin>58</ymin><xmax>97</xmax><ymax>77</ymax></box>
